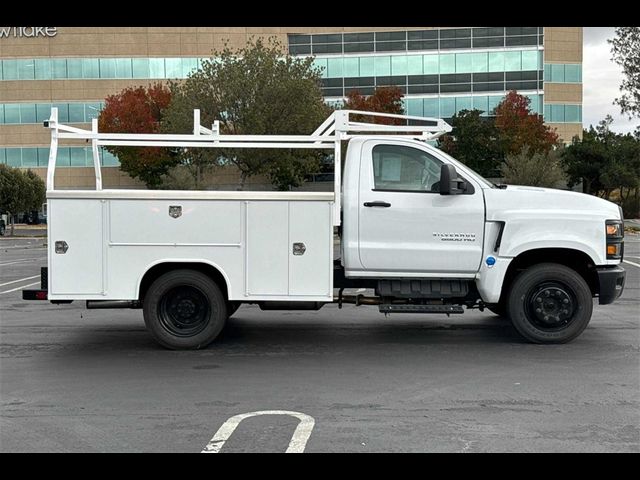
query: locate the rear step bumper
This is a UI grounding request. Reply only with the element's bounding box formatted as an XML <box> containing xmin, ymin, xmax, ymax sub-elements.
<box><xmin>22</xmin><ymin>288</ymin><xmax>48</xmax><ymax>300</ymax></box>
<box><xmin>22</xmin><ymin>267</ymin><xmax>70</xmax><ymax>303</ymax></box>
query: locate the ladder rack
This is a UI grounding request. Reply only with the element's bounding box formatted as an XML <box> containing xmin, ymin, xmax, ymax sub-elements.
<box><xmin>44</xmin><ymin>108</ymin><xmax>452</xmax><ymax>225</ymax></box>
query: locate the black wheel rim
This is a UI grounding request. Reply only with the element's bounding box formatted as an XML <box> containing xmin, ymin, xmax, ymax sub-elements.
<box><xmin>158</xmin><ymin>285</ymin><xmax>210</xmax><ymax>337</ymax></box>
<box><xmin>525</xmin><ymin>281</ymin><xmax>577</xmax><ymax>332</ymax></box>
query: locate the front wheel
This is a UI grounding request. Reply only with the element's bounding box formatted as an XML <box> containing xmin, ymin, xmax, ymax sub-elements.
<box><xmin>507</xmin><ymin>263</ymin><xmax>593</xmax><ymax>344</ymax></box>
<box><xmin>143</xmin><ymin>270</ymin><xmax>227</xmax><ymax>350</ymax></box>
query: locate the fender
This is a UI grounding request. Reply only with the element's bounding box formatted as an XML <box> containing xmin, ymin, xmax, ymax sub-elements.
<box><xmin>476</xmin><ymin>219</ymin><xmax>602</xmax><ymax>304</ymax></box>
<box><xmin>496</xmin><ymin>218</ymin><xmax>605</xmax><ymax>265</ymax></box>
<box><xmin>136</xmin><ymin>258</ymin><xmax>233</xmax><ymax>300</ymax></box>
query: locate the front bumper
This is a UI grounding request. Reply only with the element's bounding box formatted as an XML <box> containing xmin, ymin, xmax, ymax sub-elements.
<box><xmin>597</xmin><ymin>265</ymin><xmax>626</xmax><ymax>305</ymax></box>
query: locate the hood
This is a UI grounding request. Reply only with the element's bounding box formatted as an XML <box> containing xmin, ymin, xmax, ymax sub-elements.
<box><xmin>484</xmin><ymin>185</ymin><xmax>622</xmax><ymax>222</ymax></box>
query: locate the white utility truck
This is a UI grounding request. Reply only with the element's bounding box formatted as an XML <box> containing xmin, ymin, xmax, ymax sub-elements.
<box><xmin>23</xmin><ymin>108</ymin><xmax>626</xmax><ymax>349</ymax></box>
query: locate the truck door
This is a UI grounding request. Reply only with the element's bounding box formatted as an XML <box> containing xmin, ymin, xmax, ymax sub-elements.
<box><xmin>358</xmin><ymin>140</ymin><xmax>485</xmax><ymax>275</ymax></box>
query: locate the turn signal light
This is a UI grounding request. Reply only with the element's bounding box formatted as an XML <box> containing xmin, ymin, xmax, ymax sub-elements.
<box><xmin>607</xmin><ymin>244</ymin><xmax>619</xmax><ymax>256</ymax></box>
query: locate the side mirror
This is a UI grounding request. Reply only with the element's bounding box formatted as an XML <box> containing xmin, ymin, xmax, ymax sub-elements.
<box><xmin>439</xmin><ymin>164</ymin><xmax>467</xmax><ymax>195</ymax></box>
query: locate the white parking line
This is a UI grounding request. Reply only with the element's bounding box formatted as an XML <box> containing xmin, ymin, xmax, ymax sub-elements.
<box><xmin>0</xmin><ymin>275</ymin><xmax>40</xmax><ymax>288</ymax></box>
<box><xmin>0</xmin><ymin>259</ymin><xmax>43</xmax><ymax>267</ymax></box>
<box><xmin>623</xmin><ymin>259</ymin><xmax>640</xmax><ymax>268</ymax></box>
<box><xmin>0</xmin><ymin>257</ymin><xmax>44</xmax><ymax>265</ymax></box>
<box><xmin>201</xmin><ymin>410</ymin><xmax>315</xmax><ymax>453</ymax></box>
<box><xmin>0</xmin><ymin>281</ymin><xmax>39</xmax><ymax>295</ymax></box>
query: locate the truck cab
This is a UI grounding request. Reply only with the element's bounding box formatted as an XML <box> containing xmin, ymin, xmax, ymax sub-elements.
<box><xmin>338</xmin><ymin>135</ymin><xmax>626</xmax><ymax>344</ymax></box>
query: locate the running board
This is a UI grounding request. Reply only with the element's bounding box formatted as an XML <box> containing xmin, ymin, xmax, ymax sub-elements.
<box><xmin>379</xmin><ymin>304</ymin><xmax>464</xmax><ymax>314</ymax></box>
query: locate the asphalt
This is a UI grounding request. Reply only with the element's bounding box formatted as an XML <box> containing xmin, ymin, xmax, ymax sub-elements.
<box><xmin>1</xmin><ymin>235</ymin><xmax>639</xmax><ymax>452</ymax></box>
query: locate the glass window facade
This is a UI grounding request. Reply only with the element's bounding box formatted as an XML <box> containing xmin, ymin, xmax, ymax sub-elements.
<box><xmin>287</xmin><ymin>27</ymin><xmax>542</xmax><ymax>56</ymax></box>
<box><xmin>1</xmin><ymin>49</ymin><xmax>546</xmax><ymax>82</ymax></box>
<box><xmin>0</xmin><ymin>147</ymin><xmax>120</xmax><ymax>167</ymax></box>
<box><xmin>544</xmin><ymin>104</ymin><xmax>582</xmax><ymax>123</ymax></box>
<box><xmin>401</xmin><ymin>94</ymin><xmax>542</xmax><ymax>119</ymax></box>
<box><xmin>544</xmin><ymin>63</ymin><xmax>582</xmax><ymax>83</ymax></box>
<box><xmin>1</xmin><ymin>56</ymin><xmax>206</xmax><ymax>81</ymax></box>
<box><xmin>0</xmin><ymin>102</ymin><xmax>105</xmax><ymax>124</ymax></box>
<box><xmin>34</xmin><ymin>59</ymin><xmax>51</xmax><ymax>79</ymax></box>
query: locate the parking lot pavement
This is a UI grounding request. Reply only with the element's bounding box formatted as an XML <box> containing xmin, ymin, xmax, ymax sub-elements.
<box><xmin>1</xmin><ymin>236</ymin><xmax>638</xmax><ymax>452</ymax></box>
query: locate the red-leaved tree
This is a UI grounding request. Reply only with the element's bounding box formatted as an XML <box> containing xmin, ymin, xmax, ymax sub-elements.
<box><xmin>343</xmin><ymin>86</ymin><xmax>405</xmax><ymax>125</ymax></box>
<box><xmin>494</xmin><ymin>91</ymin><xmax>560</xmax><ymax>155</ymax></box>
<box><xmin>98</xmin><ymin>83</ymin><xmax>176</xmax><ymax>188</ymax></box>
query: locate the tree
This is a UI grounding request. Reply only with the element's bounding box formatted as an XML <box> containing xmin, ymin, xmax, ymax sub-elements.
<box><xmin>609</xmin><ymin>27</ymin><xmax>640</xmax><ymax>118</ymax></box>
<box><xmin>562</xmin><ymin>120</ymin><xmax>611</xmax><ymax>196</ymax></box>
<box><xmin>343</xmin><ymin>86</ymin><xmax>405</xmax><ymax>124</ymax></box>
<box><xmin>98</xmin><ymin>83</ymin><xmax>175</xmax><ymax>188</ymax></box>
<box><xmin>562</xmin><ymin>116</ymin><xmax>640</xmax><ymax>217</ymax></box>
<box><xmin>494</xmin><ymin>91</ymin><xmax>560</xmax><ymax>155</ymax></box>
<box><xmin>437</xmin><ymin>109</ymin><xmax>503</xmax><ymax>178</ymax></box>
<box><xmin>23</xmin><ymin>170</ymin><xmax>46</xmax><ymax>212</ymax></box>
<box><xmin>501</xmin><ymin>146</ymin><xmax>566</xmax><ymax>188</ymax></box>
<box><xmin>0</xmin><ymin>166</ymin><xmax>45</xmax><ymax>235</ymax></box>
<box><xmin>162</xmin><ymin>37</ymin><xmax>332</xmax><ymax>190</ymax></box>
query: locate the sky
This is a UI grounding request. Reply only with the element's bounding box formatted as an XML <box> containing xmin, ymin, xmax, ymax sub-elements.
<box><xmin>582</xmin><ymin>27</ymin><xmax>639</xmax><ymax>135</ymax></box>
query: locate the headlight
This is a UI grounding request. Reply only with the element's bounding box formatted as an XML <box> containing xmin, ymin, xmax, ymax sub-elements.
<box><xmin>606</xmin><ymin>220</ymin><xmax>624</xmax><ymax>260</ymax></box>
<box><xmin>606</xmin><ymin>223</ymin><xmax>622</xmax><ymax>237</ymax></box>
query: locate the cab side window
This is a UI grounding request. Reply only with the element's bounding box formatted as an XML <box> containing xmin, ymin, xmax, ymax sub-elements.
<box><xmin>372</xmin><ymin>144</ymin><xmax>443</xmax><ymax>193</ymax></box>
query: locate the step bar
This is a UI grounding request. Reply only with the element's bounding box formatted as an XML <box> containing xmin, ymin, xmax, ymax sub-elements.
<box><xmin>379</xmin><ymin>304</ymin><xmax>465</xmax><ymax>314</ymax></box>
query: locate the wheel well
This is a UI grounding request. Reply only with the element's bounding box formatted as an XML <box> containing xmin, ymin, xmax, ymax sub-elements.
<box><xmin>138</xmin><ymin>262</ymin><xmax>229</xmax><ymax>302</ymax></box>
<box><xmin>499</xmin><ymin>248</ymin><xmax>598</xmax><ymax>304</ymax></box>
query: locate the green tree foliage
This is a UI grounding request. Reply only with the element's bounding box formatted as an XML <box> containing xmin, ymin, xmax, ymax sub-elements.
<box><xmin>23</xmin><ymin>170</ymin><xmax>46</xmax><ymax>212</ymax></box>
<box><xmin>437</xmin><ymin>109</ymin><xmax>503</xmax><ymax>177</ymax></box>
<box><xmin>562</xmin><ymin>116</ymin><xmax>640</xmax><ymax>217</ymax></box>
<box><xmin>0</xmin><ymin>165</ymin><xmax>46</xmax><ymax>235</ymax></box>
<box><xmin>162</xmin><ymin>38</ymin><xmax>332</xmax><ymax>190</ymax></box>
<box><xmin>98</xmin><ymin>83</ymin><xmax>175</xmax><ymax>189</ymax></box>
<box><xmin>609</xmin><ymin>27</ymin><xmax>640</xmax><ymax>118</ymax></box>
<box><xmin>501</xmin><ymin>146</ymin><xmax>566</xmax><ymax>188</ymax></box>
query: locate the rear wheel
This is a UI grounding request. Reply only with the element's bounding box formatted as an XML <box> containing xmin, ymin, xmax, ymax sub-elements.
<box><xmin>143</xmin><ymin>270</ymin><xmax>227</xmax><ymax>350</ymax></box>
<box><xmin>507</xmin><ymin>263</ymin><xmax>593</xmax><ymax>344</ymax></box>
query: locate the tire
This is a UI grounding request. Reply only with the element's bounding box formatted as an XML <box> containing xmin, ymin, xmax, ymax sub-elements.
<box><xmin>507</xmin><ymin>263</ymin><xmax>593</xmax><ymax>344</ymax></box>
<box><xmin>143</xmin><ymin>269</ymin><xmax>227</xmax><ymax>350</ymax></box>
<box><xmin>227</xmin><ymin>301</ymin><xmax>241</xmax><ymax>317</ymax></box>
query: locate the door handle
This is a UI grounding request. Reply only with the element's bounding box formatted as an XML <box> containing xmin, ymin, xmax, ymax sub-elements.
<box><xmin>364</xmin><ymin>201</ymin><xmax>391</xmax><ymax>208</ymax></box>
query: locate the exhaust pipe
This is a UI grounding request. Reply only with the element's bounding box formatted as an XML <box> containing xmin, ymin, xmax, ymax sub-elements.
<box><xmin>86</xmin><ymin>300</ymin><xmax>141</xmax><ymax>309</ymax></box>
<box><xmin>333</xmin><ymin>292</ymin><xmax>412</xmax><ymax>307</ymax></box>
